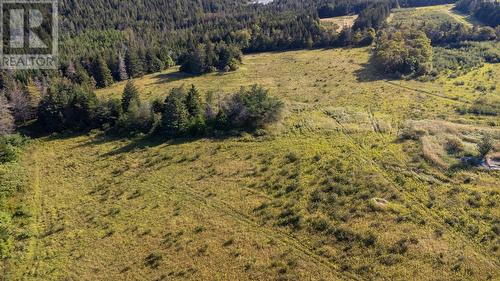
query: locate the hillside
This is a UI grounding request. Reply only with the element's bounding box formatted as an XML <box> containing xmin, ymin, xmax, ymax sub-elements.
<box><xmin>4</xmin><ymin>46</ymin><xmax>499</xmax><ymax>280</ymax></box>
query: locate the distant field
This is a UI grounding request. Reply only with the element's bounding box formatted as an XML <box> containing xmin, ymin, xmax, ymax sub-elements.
<box><xmin>320</xmin><ymin>15</ymin><xmax>358</xmax><ymax>32</ymax></box>
<box><xmin>388</xmin><ymin>4</ymin><xmax>480</xmax><ymax>27</ymax></box>
<box><xmin>5</xmin><ymin>45</ymin><xmax>499</xmax><ymax>280</ymax></box>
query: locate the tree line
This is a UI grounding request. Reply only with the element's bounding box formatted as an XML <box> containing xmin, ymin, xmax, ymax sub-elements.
<box><xmin>3</xmin><ymin>77</ymin><xmax>281</xmax><ymax>138</ymax></box>
<box><xmin>455</xmin><ymin>0</ymin><xmax>500</xmax><ymax>27</ymax></box>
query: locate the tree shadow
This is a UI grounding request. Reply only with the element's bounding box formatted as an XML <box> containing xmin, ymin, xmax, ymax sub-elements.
<box><xmin>98</xmin><ymin>131</ymin><xmax>239</xmax><ymax>157</ymax></box>
<box><xmin>150</xmin><ymin>71</ymin><xmax>194</xmax><ymax>85</ymax></box>
<box><xmin>353</xmin><ymin>55</ymin><xmax>398</xmax><ymax>82</ymax></box>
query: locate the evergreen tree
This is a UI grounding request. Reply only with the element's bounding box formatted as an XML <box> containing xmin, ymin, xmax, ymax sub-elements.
<box><xmin>162</xmin><ymin>87</ymin><xmax>190</xmax><ymax>136</ymax></box>
<box><xmin>118</xmin><ymin>54</ymin><xmax>128</xmax><ymax>81</ymax></box>
<box><xmin>74</xmin><ymin>63</ymin><xmax>96</xmax><ymax>88</ymax></box>
<box><xmin>145</xmin><ymin>50</ymin><xmax>155</xmax><ymax>73</ymax></box>
<box><xmin>37</xmin><ymin>79</ymin><xmax>98</xmax><ymax>132</ymax></box>
<box><xmin>125</xmin><ymin>49</ymin><xmax>144</xmax><ymax>78</ymax></box>
<box><xmin>0</xmin><ymin>95</ymin><xmax>14</xmax><ymax>135</ymax></box>
<box><xmin>185</xmin><ymin>85</ymin><xmax>205</xmax><ymax>134</ymax></box>
<box><xmin>180</xmin><ymin>44</ymin><xmax>207</xmax><ymax>75</ymax></box>
<box><xmin>93</xmin><ymin>56</ymin><xmax>114</xmax><ymax>88</ymax></box>
<box><xmin>121</xmin><ymin>80</ymin><xmax>140</xmax><ymax>111</ymax></box>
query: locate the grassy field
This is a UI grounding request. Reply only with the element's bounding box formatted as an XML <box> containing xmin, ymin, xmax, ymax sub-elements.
<box><xmin>387</xmin><ymin>4</ymin><xmax>480</xmax><ymax>27</ymax></box>
<box><xmin>320</xmin><ymin>15</ymin><xmax>358</xmax><ymax>32</ymax></box>
<box><xmin>3</xmin><ymin>45</ymin><xmax>499</xmax><ymax>280</ymax></box>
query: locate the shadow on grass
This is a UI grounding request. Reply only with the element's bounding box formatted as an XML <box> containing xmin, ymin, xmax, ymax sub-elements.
<box><xmin>99</xmin><ymin>132</ymin><xmax>238</xmax><ymax>157</ymax></box>
<box><xmin>353</xmin><ymin>54</ymin><xmax>400</xmax><ymax>83</ymax></box>
<box><xmin>150</xmin><ymin>71</ymin><xmax>194</xmax><ymax>85</ymax></box>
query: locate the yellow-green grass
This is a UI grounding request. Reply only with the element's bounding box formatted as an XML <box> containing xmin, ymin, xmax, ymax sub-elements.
<box><xmin>388</xmin><ymin>4</ymin><xmax>480</xmax><ymax>27</ymax></box>
<box><xmin>4</xmin><ymin>47</ymin><xmax>500</xmax><ymax>280</ymax></box>
<box><xmin>97</xmin><ymin>47</ymin><xmax>498</xmax><ymax>126</ymax></box>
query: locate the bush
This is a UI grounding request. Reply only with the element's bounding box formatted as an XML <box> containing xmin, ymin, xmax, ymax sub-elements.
<box><xmin>0</xmin><ymin>134</ymin><xmax>27</xmax><ymax>164</ymax></box>
<box><xmin>445</xmin><ymin>137</ymin><xmax>464</xmax><ymax>155</ymax></box>
<box><xmin>477</xmin><ymin>135</ymin><xmax>493</xmax><ymax>158</ymax></box>
<box><xmin>0</xmin><ymin>211</ymin><xmax>13</xmax><ymax>258</ymax></box>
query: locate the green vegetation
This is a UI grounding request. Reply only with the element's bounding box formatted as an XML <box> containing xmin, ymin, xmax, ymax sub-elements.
<box><xmin>1</xmin><ymin>2</ymin><xmax>499</xmax><ymax>280</ymax></box>
<box><xmin>0</xmin><ymin>134</ymin><xmax>29</xmax><ymax>260</ymax></box>
<box><xmin>374</xmin><ymin>29</ymin><xmax>433</xmax><ymax>76</ymax></box>
<box><xmin>2</xmin><ymin>46</ymin><xmax>499</xmax><ymax>280</ymax></box>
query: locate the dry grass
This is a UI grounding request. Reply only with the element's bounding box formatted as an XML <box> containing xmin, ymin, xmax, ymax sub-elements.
<box><xmin>4</xmin><ymin>46</ymin><xmax>500</xmax><ymax>280</ymax></box>
<box><xmin>402</xmin><ymin>119</ymin><xmax>500</xmax><ymax>168</ymax></box>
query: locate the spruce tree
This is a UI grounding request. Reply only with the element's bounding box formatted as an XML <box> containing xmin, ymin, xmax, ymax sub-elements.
<box><xmin>93</xmin><ymin>56</ymin><xmax>114</xmax><ymax>88</ymax></box>
<box><xmin>125</xmin><ymin>49</ymin><xmax>144</xmax><ymax>78</ymax></box>
<box><xmin>162</xmin><ymin>87</ymin><xmax>189</xmax><ymax>136</ymax></box>
<box><xmin>185</xmin><ymin>85</ymin><xmax>205</xmax><ymax>134</ymax></box>
<box><xmin>121</xmin><ymin>80</ymin><xmax>140</xmax><ymax>112</ymax></box>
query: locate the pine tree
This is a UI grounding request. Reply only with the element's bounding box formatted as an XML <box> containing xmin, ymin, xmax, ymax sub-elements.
<box><xmin>93</xmin><ymin>56</ymin><xmax>114</xmax><ymax>88</ymax></box>
<box><xmin>180</xmin><ymin>44</ymin><xmax>206</xmax><ymax>75</ymax></box>
<box><xmin>185</xmin><ymin>85</ymin><xmax>205</xmax><ymax>134</ymax></box>
<box><xmin>118</xmin><ymin>54</ymin><xmax>128</xmax><ymax>81</ymax></box>
<box><xmin>0</xmin><ymin>95</ymin><xmax>15</xmax><ymax>135</ymax></box>
<box><xmin>121</xmin><ymin>80</ymin><xmax>140</xmax><ymax>112</ymax></box>
<box><xmin>125</xmin><ymin>49</ymin><xmax>144</xmax><ymax>78</ymax></box>
<box><xmin>162</xmin><ymin>87</ymin><xmax>189</xmax><ymax>136</ymax></box>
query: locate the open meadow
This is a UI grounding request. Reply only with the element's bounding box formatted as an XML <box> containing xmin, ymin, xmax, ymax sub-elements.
<box><xmin>3</xmin><ymin>45</ymin><xmax>499</xmax><ymax>280</ymax></box>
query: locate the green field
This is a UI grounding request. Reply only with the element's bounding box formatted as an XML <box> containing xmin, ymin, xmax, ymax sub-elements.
<box><xmin>387</xmin><ymin>4</ymin><xmax>480</xmax><ymax>27</ymax></box>
<box><xmin>3</xmin><ymin>45</ymin><xmax>499</xmax><ymax>280</ymax></box>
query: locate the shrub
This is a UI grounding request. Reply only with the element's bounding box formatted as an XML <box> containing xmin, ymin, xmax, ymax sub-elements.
<box><xmin>445</xmin><ymin>137</ymin><xmax>464</xmax><ymax>155</ymax></box>
<box><xmin>0</xmin><ymin>134</ymin><xmax>27</xmax><ymax>163</ymax></box>
<box><xmin>477</xmin><ymin>135</ymin><xmax>493</xmax><ymax>158</ymax></box>
<box><xmin>0</xmin><ymin>211</ymin><xmax>13</xmax><ymax>258</ymax></box>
